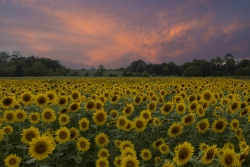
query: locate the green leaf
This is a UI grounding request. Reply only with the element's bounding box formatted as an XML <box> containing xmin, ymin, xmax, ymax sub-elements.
<box><xmin>24</xmin><ymin>159</ymin><xmax>36</xmax><ymax>164</ymax></box>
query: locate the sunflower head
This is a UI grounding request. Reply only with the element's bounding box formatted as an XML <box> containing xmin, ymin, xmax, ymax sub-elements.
<box><xmin>161</xmin><ymin>102</ymin><xmax>173</xmax><ymax>115</ymax></box>
<box><xmin>95</xmin><ymin>133</ymin><xmax>109</xmax><ymax>147</ymax></box>
<box><xmin>93</xmin><ymin>109</ymin><xmax>108</xmax><ymax>126</ymax></box>
<box><xmin>21</xmin><ymin>126</ymin><xmax>40</xmax><ymax>145</ymax></box>
<box><xmin>28</xmin><ymin>135</ymin><xmax>56</xmax><ymax>161</ymax></box>
<box><xmin>140</xmin><ymin>149</ymin><xmax>152</xmax><ymax>161</ymax></box>
<box><xmin>173</xmin><ymin>141</ymin><xmax>194</xmax><ymax>166</ymax></box>
<box><xmin>55</xmin><ymin>127</ymin><xmax>71</xmax><ymax>144</ymax></box>
<box><xmin>212</xmin><ymin>117</ymin><xmax>228</xmax><ymax>133</ymax></box>
<box><xmin>76</xmin><ymin>137</ymin><xmax>90</xmax><ymax>152</ymax></box>
<box><xmin>168</xmin><ymin>122</ymin><xmax>183</xmax><ymax>138</ymax></box>
<box><xmin>1</xmin><ymin>96</ymin><xmax>16</xmax><ymax>109</ymax></box>
<box><xmin>4</xmin><ymin>154</ymin><xmax>21</xmax><ymax>167</ymax></box>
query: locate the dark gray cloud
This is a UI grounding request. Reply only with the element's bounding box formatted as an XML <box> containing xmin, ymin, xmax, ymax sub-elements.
<box><xmin>0</xmin><ymin>0</ymin><xmax>250</xmax><ymax>69</ymax></box>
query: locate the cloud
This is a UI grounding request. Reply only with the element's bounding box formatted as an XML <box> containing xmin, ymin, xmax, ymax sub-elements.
<box><xmin>0</xmin><ymin>0</ymin><xmax>250</xmax><ymax>69</ymax></box>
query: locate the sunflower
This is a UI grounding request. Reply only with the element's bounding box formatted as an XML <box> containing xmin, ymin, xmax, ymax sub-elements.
<box><xmin>134</xmin><ymin>96</ymin><xmax>142</xmax><ymax>105</ymax></box>
<box><xmin>134</xmin><ymin>117</ymin><xmax>147</xmax><ymax>132</ymax></box>
<box><xmin>46</xmin><ymin>91</ymin><xmax>57</xmax><ymax>103</ymax></box>
<box><xmin>2</xmin><ymin>125</ymin><xmax>13</xmax><ymax>135</ymax></box>
<box><xmin>239</xmin><ymin>141</ymin><xmax>249</xmax><ymax>151</ymax></box>
<box><xmin>0</xmin><ymin>96</ymin><xmax>16</xmax><ymax>109</ymax></box>
<box><xmin>93</xmin><ymin>109</ymin><xmax>108</xmax><ymax>126</ymax></box>
<box><xmin>199</xmin><ymin>142</ymin><xmax>209</xmax><ymax>151</ymax></box>
<box><xmin>212</xmin><ymin>117</ymin><xmax>228</xmax><ymax>133</ymax></box>
<box><xmin>173</xmin><ymin>141</ymin><xmax>194</xmax><ymax>166</ymax></box>
<box><xmin>3</xmin><ymin>110</ymin><xmax>16</xmax><ymax>124</ymax></box>
<box><xmin>4</xmin><ymin>154</ymin><xmax>21</xmax><ymax>167</ymax></box>
<box><xmin>98</xmin><ymin>148</ymin><xmax>110</xmax><ymax>159</ymax></box>
<box><xmin>92</xmin><ymin>100</ymin><xmax>103</xmax><ymax>111</ymax></box>
<box><xmin>69</xmin><ymin>102</ymin><xmax>80</xmax><ymax>112</ymax></box>
<box><xmin>19</xmin><ymin>92</ymin><xmax>33</xmax><ymax>106</ymax></box>
<box><xmin>196</xmin><ymin>105</ymin><xmax>205</xmax><ymax>117</ymax></box>
<box><xmin>153</xmin><ymin>117</ymin><xmax>162</xmax><ymax>126</ymax></box>
<box><xmin>57</xmin><ymin>95</ymin><xmax>68</xmax><ymax>106</ymax></box>
<box><xmin>161</xmin><ymin>102</ymin><xmax>173</xmax><ymax>115</ymax></box>
<box><xmin>28</xmin><ymin>112</ymin><xmax>40</xmax><ymax>124</ymax></box>
<box><xmin>154</xmin><ymin>156</ymin><xmax>162</xmax><ymax>163</ymax></box>
<box><xmin>96</xmin><ymin>157</ymin><xmax>109</xmax><ymax>167</ymax></box>
<box><xmin>28</xmin><ymin>135</ymin><xmax>55</xmax><ymax>161</ymax></box>
<box><xmin>221</xmin><ymin>97</ymin><xmax>230</xmax><ymax>106</ymax></box>
<box><xmin>114</xmin><ymin>140</ymin><xmax>122</xmax><ymax>148</ymax></box>
<box><xmin>162</xmin><ymin>161</ymin><xmax>175</xmax><ymax>167</ymax></box>
<box><xmin>78</xmin><ymin>117</ymin><xmax>89</xmax><ymax>131</ymax></box>
<box><xmin>201</xmin><ymin>145</ymin><xmax>217</xmax><ymax>165</ymax></box>
<box><xmin>240</xmin><ymin>107</ymin><xmax>249</xmax><ymax>117</ymax></box>
<box><xmin>84</xmin><ymin>100</ymin><xmax>96</xmax><ymax>111</ymax></box>
<box><xmin>228</xmin><ymin>101</ymin><xmax>240</xmax><ymax>113</ymax></box>
<box><xmin>70</xmin><ymin>90</ymin><xmax>81</xmax><ymax>101</ymax></box>
<box><xmin>235</xmin><ymin>128</ymin><xmax>243</xmax><ymax>138</ymax></box>
<box><xmin>35</xmin><ymin>93</ymin><xmax>48</xmax><ymax>108</ymax></box>
<box><xmin>196</xmin><ymin>118</ymin><xmax>210</xmax><ymax>133</ymax></box>
<box><xmin>152</xmin><ymin>138</ymin><xmax>165</xmax><ymax>149</ymax></box>
<box><xmin>140</xmin><ymin>149</ymin><xmax>152</xmax><ymax>161</ymax></box>
<box><xmin>201</xmin><ymin>90</ymin><xmax>214</xmax><ymax>103</ymax></box>
<box><xmin>119</xmin><ymin>140</ymin><xmax>135</xmax><ymax>150</ymax></box>
<box><xmin>176</xmin><ymin>102</ymin><xmax>186</xmax><ymax>114</ymax></box>
<box><xmin>41</xmin><ymin>107</ymin><xmax>56</xmax><ymax>123</ymax></box>
<box><xmin>181</xmin><ymin>113</ymin><xmax>195</xmax><ymax>126</ymax></box>
<box><xmin>230</xmin><ymin>119</ymin><xmax>240</xmax><ymax>131</ymax></box>
<box><xmin>159</xmin><ymin>144</ymin><xmax>169</xmax><ymax>154</ymax></box>
<box><xmin>76</xmin><ymin>137</ymin><xmax>90</xmax><ymax>152</ymax></box>
<box><xmin>58</xmin><ymin>108</ymin><xmax>68</xmax><ymax>115</ymax></box>
<box><xmin>223</xmin><ymin>142</ymin><xmax>235</xmax><ymax>150</ymax></box>
<box><xmin>116</xmin><ymin>116</ymin><xmax>128</xmax><ymax>131</ymax></box>
<box><xmin>188</xmin><ymin>101</ymin><xmax>198</xmax><ymax>113</ymax></box>
<box><xmin>58</xmin><ymin>114</ymin><xmax>70</xmax><ymax>126</ymax></box>
<box><xmin>110</xmin><ymin>110</ymin><xmax>119</xmax><ymax>119</ymax></box>
<box><xmin>21</xmin><ymin>126</ymin><xmax>40</xmax><ymax>145</ymax></box>
<box><xmin>188</xmin><ymin>95</ymin><xmax>196</xmax><ymax>103</ymax></box>
<box><xmin>219</xmin><ymin>149</ymin><xmax>239</xmax><ymax>167</ymax></box>
<box><xmin>55</xmin><ymin>126</ymin><xmax>71</xmax><ymax>144</ymax></box>
<box><xmin>110</xmin><ymin>95</ymin><xmax>119</xmax><ymax>104</ymax></box>
<box><xmin>125</xmin><ymin>120</ymin><xmax>134</xmax><ymax>132</ymax></box>
<box><xmin>95</xmin><ymin>133</ymin><xmax>109</xmax><ymax>147</ymax></box>
<box><xmin>69</xmin><ymin>127</ymin><xmax>79</xmax><ymax>140</ymax></box>
<box><xmin>121</xmin><ymin>147</ymin><xmax>137</xmax><ymax>158</ymax></box>
<box><xmin>122</xmin><ymin>103</ymin><xmax>134</xmax><ymax>117</ymax></box>
<box><xmin>113</xmin><ymin>156</ymin><xmax>122</xmax><ymax>167</ymax></box>
<box><xmin>147</xmin><ymin>101</ymin><xmax>157</xmax><ymax>113</ymax></box>
<box><xmin>168</xmin><ymin>122</ymin><xmax>183</xmax><ymax>138</ymax></box>
<box><xmin>121</xmin><ymin>155</ymin><xmax>139</xmax><ymax>167</ymax></box>
<box><xmin>139</xmin><ymin>110</ymin><xmax>152</xmax><ymax>122</ymax></box>
<box><xmin>15</xmin><ymin>109</ymin><xmax>27</xmax><ymax>122</ymax></box>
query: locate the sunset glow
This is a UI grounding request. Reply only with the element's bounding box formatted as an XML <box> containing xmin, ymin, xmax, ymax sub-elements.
<box><xmin>0</xmin><ymin>0</ymin><xmax>250</xmax><ymax>69</ymax></box>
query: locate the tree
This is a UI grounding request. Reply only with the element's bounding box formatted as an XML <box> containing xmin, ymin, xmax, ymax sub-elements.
<box><xmin>127</xmin><ymin>60</ymin><xmax>146</xmax><ymax>72</ymax></box>
<box><xmin>224</xmin><ymin>53</ymin><xmax>235</xmax><ymax>64</ymax></box>
<box><xmin>94</xmin><ymin>65</ymin><xmax>105</xmax><ymax>76</ymax></box>
<box><xmin>183</xmin><ymin>65</ymin><xmax>201</xmax><ymax>77</ymax></box>
<box><xmin>237</xmin><ymin>59</ymin><xmax>250</xmax><ymax>68</ymax></box>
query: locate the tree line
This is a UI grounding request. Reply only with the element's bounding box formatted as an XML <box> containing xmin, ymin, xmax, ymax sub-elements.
<box><xmin>1</xmin><ymin>50</ymin><xmax>250</xmax><ymax>77</ymax></box>
<box><xmin>0</xmin><ymin>50</ymin><xmax>78</xmax><ymax>77</ymax></box>
<box><xmin>121</xmin><ymin>53</ymin><xmax>250</xmax><ymax>77</ymax></box>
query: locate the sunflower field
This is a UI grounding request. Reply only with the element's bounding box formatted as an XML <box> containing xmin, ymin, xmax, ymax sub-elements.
<box><xmin>0</xmin><ymin>77</ymin><xmax>250</xmax><ymax>167</ymax></box>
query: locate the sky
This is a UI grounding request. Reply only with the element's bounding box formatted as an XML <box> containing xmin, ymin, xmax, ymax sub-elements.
<box><xmin>0</xmin><ymin>0</ymin><xmax>250</xmax><ymax>69</ymax></box>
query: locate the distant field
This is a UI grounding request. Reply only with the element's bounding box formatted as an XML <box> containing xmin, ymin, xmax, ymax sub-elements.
<box><xmin>77</xmin><ymin>70</ymin><xmax>123</xmax><ymax>77</ymax></box>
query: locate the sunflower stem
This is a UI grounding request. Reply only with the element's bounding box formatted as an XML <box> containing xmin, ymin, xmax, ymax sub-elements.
<box><xmin>75</xmin><ymin>151</ymin><xmax>79</xmax><ymax>167</ymax></box>
<box><xmin>243</xmin><ymin>121</ymin><xmax>249</xmax><ymax>135</ymax></box>
<box><xmin>5</xmin><ymin>135</ymin><xmax>9</xmax><ymax>156</ymax></box>
<box><xmin>35</xmin><ymin>160</ymin><xmax>39</xmax><ymax>167</ymax></box>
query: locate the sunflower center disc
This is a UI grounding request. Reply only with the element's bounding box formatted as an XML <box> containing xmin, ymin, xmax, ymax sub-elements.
<box><xmin>9</xmin><ymin>158</ymin><xmax>16</xmax><ymax>165</ymax></box>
